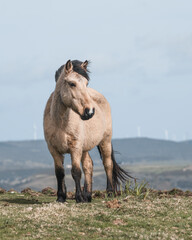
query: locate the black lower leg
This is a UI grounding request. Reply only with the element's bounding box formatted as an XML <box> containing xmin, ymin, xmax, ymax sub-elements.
<box><xmin>71</xmin><ymin>167</ymin><xmax>84</xmax><ymax>203</ymax></box>
<box><xmin>83</xmin><ymin>181</ymin><xmax>92</xmax><ymax>202</ymax></box>
<box><xmin>56</xmin><ymin>167</ymin><xmax>66</xmax><ymax>202</ymax></box>
<box><xmin>106</xmin><ymin>177</ymin><xmax>114</xmax><ymax>196</ymax></box>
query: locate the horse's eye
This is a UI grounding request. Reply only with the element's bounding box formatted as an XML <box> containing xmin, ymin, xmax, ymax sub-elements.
<box><xmin>68</xmin><ymin>82</ymin><xmax>76</xmax><ymax>87</ymax></box>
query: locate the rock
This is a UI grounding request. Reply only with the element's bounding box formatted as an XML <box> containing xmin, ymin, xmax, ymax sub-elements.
<box><xmin>42</xmin><ymin>187</ymin><xmax>57</xmax><ymax>196</ymax></box>
<box><xmin>21</xmin><ymin>187</ymin><xmax>33</xmax><ymax>194</ymax></box>
<box><xmin>8</xmin><ymin>188</ymin><xmax>18</xmax><ymax>193</ymax></box>
<box><xmin>21</xmin><ymin>188</ymin><xmax>42</xmax><ymax>196</ymax></box>
<box><xmin>0</xmin><ymin>187</ymin><xmax>6</xmax><ymax>194</ymax></box>
<box><xmin>168</xmin><ymin>188</ymin><xmax>184</xmax><ymax>196</ymax></box>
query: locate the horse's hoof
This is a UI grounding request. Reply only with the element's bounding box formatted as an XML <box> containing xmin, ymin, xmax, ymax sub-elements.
<box><xmin>83</xmin><ymin>192</ymin><xmax>92</xmax><ymax>202</ymax></box>
<box><xmin>57</xmin><ymin>194</ymin><xmax>66</xmax><ymax>203</ymax></box>
<box><xmin>75</xmin><ymin>194</ymin><xmax>85</xmax><ymax>203</ymax></box>
<box><xmin>107</xmin><ymin>191</ymin><xmax>114</xmax><ymax>197</ymax></box>
<box><xmin>57</xmin><ymin>197</ymin><xmax>66</xmax><ymax>203</ymax></box>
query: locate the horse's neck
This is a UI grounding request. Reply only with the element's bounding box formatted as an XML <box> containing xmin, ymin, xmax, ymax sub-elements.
<box><xmin>51</xmin><ymin>90</ymin><xmax>69</xmax><ymax>127</ymax></box>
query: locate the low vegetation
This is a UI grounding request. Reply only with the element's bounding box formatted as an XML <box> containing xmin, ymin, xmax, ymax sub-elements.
<box><xmin>0</xmin><ymin>182</ymin><xmax>192</xmax><ymax>240</ymax></box>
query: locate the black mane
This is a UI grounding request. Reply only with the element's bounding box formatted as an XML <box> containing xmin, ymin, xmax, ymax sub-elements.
<box><xmin>55</xmin><ymin>60</ymin><xmax>90</xmax><ymax>82</ymax></box>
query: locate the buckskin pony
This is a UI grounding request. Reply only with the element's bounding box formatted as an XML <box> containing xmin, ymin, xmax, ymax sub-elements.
<box><xmin>43</xmin><ymin>60</ymin><xmax>132</xmax><ymax>203</ymax></box>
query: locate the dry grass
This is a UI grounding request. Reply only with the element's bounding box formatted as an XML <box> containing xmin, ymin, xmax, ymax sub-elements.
<box><xmin>0</xmin><ymin>188</ymin><xmax>192</xmax><ymax>240</ymax></box>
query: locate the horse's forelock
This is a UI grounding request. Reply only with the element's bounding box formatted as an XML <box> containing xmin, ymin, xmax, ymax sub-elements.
<box><xmin>55</xmin><ymin>60</ymin><xmax>90</xmax><ymax>82</ymax></box>
<box><xmin>72</xmin><ymin>60</ymin><xmax>90</xmax><ymax>81</ymax></box>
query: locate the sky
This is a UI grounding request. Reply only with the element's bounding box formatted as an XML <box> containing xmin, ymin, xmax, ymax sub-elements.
<box><xmin>0</xmin><ymin>0</ymin><xmax>192</xmax><ymax>141</ymax></box>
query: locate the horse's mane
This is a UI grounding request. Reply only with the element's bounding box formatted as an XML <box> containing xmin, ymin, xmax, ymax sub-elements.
<box><xmin>55</xmin><ymin>60</ymin><xmax>90</xmax><ymax>82</ymax></box>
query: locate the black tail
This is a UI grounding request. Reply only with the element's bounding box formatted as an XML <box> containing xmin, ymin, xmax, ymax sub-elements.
<box><xmin>97</xmin><ymin>145</ymin><xmax>134</xmax><ymax>190</ymax></box>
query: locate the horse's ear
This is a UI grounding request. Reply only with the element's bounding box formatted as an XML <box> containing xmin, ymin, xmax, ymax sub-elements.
<box><xmin>81</xmin><ymin>60</ymin><xmax>89</xmax><ymax>71</ymax></box>
<box><xmin>64</xmin><ymin>60</ymin><xmax>73</xmax><ymax>74</ymax></box>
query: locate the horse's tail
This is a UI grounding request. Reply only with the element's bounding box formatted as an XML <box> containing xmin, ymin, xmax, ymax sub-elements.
<box><xmin>97</xmin><ymin>144</ymin><xmax>134</xmax><ymax>190</ymax></box>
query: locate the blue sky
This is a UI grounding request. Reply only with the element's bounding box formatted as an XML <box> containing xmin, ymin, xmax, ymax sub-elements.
<box><xmin>0</xmin><ymin>0</ymin><xmax>192</xmax><ymax>141</ymax></box>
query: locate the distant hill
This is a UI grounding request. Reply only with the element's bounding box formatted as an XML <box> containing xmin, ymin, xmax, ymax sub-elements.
<box><xmin>0</xmin><ymin>140</ymin><xmax>53</xmax><ymax>170</ymax></box>
<box><xmin>0</xmin><ymin>138</ymin><xmax>192</xmax><ymax>171</ymax></box>
<box><xmin>0</xmin><ymin>138</ymin><xmax>192</xmax><ymax>191</ymax></box>
<box><xmin>112</xmin><ymin>138</ymin><xmax>192</xmax><ymax>164</ymax></box>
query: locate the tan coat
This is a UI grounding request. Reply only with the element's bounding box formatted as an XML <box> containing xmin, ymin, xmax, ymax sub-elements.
<box><xmin>43</xmin><ymin>60</ymin><xmax>132</xmax><ymax>203</ymax></box>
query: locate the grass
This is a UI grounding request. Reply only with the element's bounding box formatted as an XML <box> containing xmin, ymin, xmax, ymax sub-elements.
<box><xmin>0</xmin><ymin>184</ymin><xmax>192</xmax><ymax>240</ymax></box>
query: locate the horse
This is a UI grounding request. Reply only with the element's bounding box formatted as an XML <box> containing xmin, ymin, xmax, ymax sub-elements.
<box><xmin>43</xmin><ymin>59</ymin><xmax>132</xmax><ymax>203</ymax></box>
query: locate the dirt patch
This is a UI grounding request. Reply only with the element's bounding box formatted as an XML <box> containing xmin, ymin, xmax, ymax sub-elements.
<box><xmin>152</xmin><ymin>188</ymin><xmax>192</xmax><ymax>198</ymax></box>
<box><xmin>106</xmin><ymin>199</ymin><xmax>121</xmax><ymax>208</ymax></box>
<box><xmin>21</xmin><ymin>188</ymin><xmax>42</xmax><ymax>197</ymax></box>
<box><xmin>113</xmin><ymin>218</ymin><xmax>126</xmax><ymax>225</ymax></box>
<box><xmin>66</xmin><ymin>191</ymin><xmax>75</xmax><ymax>199</ymax></box>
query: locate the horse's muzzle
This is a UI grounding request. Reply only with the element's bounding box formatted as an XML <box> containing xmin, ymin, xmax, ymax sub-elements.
<box><xmin>81</xmin><ymin>108</ymin><xmax>95</xmax><ymax>120</ymax></box>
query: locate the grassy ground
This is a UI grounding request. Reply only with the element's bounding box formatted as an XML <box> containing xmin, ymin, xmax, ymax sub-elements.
<box><xmin>0</xmin><ymin>187</ymin><xmax>192</xmax><ymax>240</ymax></box>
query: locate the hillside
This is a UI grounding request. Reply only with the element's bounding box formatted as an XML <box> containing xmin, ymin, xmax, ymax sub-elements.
<box><xmin>113</xmin><ymin>138</ymin><xmax>192</xmax><ymax>163</ymax></box>
<box><xmin>0</xmin><ymin>138</ymin><xmax>192</xmax><ymax>191</ymax></box>
<box><xmin>1</xmin><ymin>138</ymin><xmax>192</xmax><ymax>170</ymax></box>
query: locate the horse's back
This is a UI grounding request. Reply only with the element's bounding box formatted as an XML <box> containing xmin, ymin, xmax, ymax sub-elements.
<box><xmin>44</xmin><ymin>93</ymin><xmax>53</xmax><ymax>118</ymax></box>
<box><xmin>43</xmin><ymin>93</ymin><xmax>55</xmax><ymax>143</ymax></box>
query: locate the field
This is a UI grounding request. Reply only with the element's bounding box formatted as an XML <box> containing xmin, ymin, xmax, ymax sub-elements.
<box><xmin>1</xmin><ymin>138</ymin><xmax>192</xmax><ymax>239</ymax></box>
<box><xmin>0</xmin><ymin>186</ymin><xmax>192</xmax><ymax>240</ymax></box>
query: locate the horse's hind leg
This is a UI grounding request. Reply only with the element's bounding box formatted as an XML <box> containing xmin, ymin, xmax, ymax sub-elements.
<box><xmin>98</xmin><ymin>140</ymin><xmax>114</xmax><ymax>194</ymax></box>
<box><xmin>48</xmin><ymin>146</ymin><xmax>67</xmax><ymax>202</ymax></box>
<box><xmin>81</xmin><ymin>152</ymin><xmax>93</xmax><ymax>202</ymax></box>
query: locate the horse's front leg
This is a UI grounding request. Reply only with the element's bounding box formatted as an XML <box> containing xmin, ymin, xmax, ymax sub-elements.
<box><xmin>81</xmin><ymin>152</ymin><xmax>93</xmax><ymax>202</ymax></box>
<box><xmin>49</xmin><ymin>146</ymin><xmax>67</xmax><ymax>202</ymax></box>
<box><xmin>71</xmin><ymin>150</ymin><xmax>84</xmax><ymax>203</ymax></box>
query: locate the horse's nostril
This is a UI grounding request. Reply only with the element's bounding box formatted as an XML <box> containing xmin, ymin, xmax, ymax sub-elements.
<box><xmin>85</xmin><ymin>108</ymin><xmax>95</xmax><ymax>116</ymax></box>
<box><xmin>81</xmin><ymin>107</ymin><xmax>95</xmax><ymax>120</ymax></box>
<box><xmin>85</xmin><ymin>108</ymin><xmax>90</xmax><ymax>116</ymax></box>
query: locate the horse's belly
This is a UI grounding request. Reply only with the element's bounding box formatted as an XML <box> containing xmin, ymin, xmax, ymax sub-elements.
<box><xmin>82</xmin><ymin>110</ymin><xmax>111</xmax><ymax>151</ymax></box>
<box><xmin>83</xmin><ymin>137</ymin><xmax>102</xmax><ymax>152</ymax></box>
<box><xmin>83</xmin><ymin>127</ymin><xmax>105</xmax><ymax>151</ymax></box>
